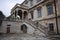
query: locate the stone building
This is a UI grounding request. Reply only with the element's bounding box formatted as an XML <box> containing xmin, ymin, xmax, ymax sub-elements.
<box><xmin>10</xmin><ymin>0</ymin><xmax>60</xmax><ymax>34</ymax></box>
<box><xmin>0</xmin><ymin>0</ymin><xmax>60</xmax><ymax>40</ymax></box>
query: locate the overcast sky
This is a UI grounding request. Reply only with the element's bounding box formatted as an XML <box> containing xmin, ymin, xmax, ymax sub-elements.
<box><xmin>0</xmin><ymin>0</ymin><xmax>24</xmax><ymax>17</ymax></box>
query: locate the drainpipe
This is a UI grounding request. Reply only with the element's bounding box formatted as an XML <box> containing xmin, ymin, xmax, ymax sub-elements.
<box><xmin>54</xmin><ymin>0</ymin><xmax>59</xmax><ymax>34</ymax></box>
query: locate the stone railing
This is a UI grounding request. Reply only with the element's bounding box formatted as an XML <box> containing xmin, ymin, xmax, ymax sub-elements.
<box><xmin>25</xmin><ymin>20</ymin><xmax>57</xmax><ymax>35</ymax></box>
<box><xmin>38</xmin><ymin>23</ymin><xmax>48</xmax><ymax>32</ymax></box>
<box><xmin>23</xmin><ymin>19</ymin><xmax>48</xmax><ymax>35</ymax></box>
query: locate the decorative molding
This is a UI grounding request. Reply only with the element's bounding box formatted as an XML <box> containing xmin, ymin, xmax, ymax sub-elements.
<box><xmin>34</xmin><ymin>16</ymin><xmax>60</xmax><ymax>22</ymax></box>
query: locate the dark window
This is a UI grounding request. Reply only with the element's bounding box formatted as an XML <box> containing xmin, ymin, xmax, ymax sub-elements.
<box><xmin>18</xmin><ymin>10</ymin><xmax>22</xmax><ymax>19</ymax></box>
<box><xmin>30</xmin><ymin>11</ymin><xmax>34</xmax><ymax>19</ymax></box>
<box><xmin>7</xmin><ymin>24</ymin><xmax>11</xmax><ymax>26</ymax></box>
<box><xmin>49</xmin><ymin>23</ymin><xmax>54</xmax><ymax>31</ymax></box>
<box><xmin>15</xmin><ymin>11</ymin><xmax>17</xmax><ymax>17</ymax></box>
<box><xmin>37</xmin><ymin>7</ymin><xmax>42</xmax><ymax>17</ymax></box>
<box><xmin>37</xmin><ymin>0</ymin><xmax>41</xmax><ymax>2</ymax></box>
<box><xmin>46</xmin><ymin>4</ymin><xmax>53</xmax><ymax>15</ymax></box>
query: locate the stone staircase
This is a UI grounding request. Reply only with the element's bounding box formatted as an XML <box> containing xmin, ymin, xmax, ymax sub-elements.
<box><xmin>0</xmin><ymin>20</ymin><xmax>60</xmax><ymax>40</ymax></box>
<box><xmin>23</xmin><ymin>20</ymin><xmax>48</xmax><ymax>35</ymax></box>
<box><xmin>22</xmin><ymin>20</ymin><xmax>60</xmax><ymax>40</ymax></box>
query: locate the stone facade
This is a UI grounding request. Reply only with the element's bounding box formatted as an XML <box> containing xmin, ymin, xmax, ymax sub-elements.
<box><xmin>0</xmin><ymin>0</ymin><xmax>60</xmax><ymax>40</ymax></box>
<box><xmin>0</xmin><ymin>20</ymin><xmax>38</xmax><ymax>34</ymax></box>
<box><xmin>10</xmin><ymin>0</ymin><xmax>60</xmax><ymax>34</ymax></box>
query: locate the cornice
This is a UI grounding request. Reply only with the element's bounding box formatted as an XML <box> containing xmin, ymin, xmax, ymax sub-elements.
<box><xmin>11</xmin><ymin>0</ymin><xmax>54</xmax><ymax>13</ymax></box>
<box><xmin>34</xmin><ymin>15</ymin><xmax>60</xmax><ymax>22</ymax></box>
<box><xmin>11</xmin><ymin>3</ymin><xmax>29</xmax><ymax>13</ymax></box>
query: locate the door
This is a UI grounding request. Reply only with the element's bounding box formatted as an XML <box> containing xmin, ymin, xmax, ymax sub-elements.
<box><xmin>7</xmin><ymin>27</ymin><xmax>10</xmax><ymax>33</ymax></box>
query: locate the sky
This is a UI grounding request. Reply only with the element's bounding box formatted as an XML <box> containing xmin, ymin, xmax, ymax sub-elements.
<box><xmin>0</xmin><ymin>0</ymin><xmax>25</xmax><ymax>17</ymax></box>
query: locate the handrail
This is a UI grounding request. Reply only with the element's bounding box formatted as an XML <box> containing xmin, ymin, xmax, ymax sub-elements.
<box><xmin>24</xmin><ymin>19</ymin><xmax>48</xmax><ymax>32</ymax></box>
<box><xmin>23</xmin><ymin>20</ymin><xmax>46</xmax><ymax>34</ymax></box>
<box><xmin>23</xmin><ymin>19</ymin><xmax>48</xmax><ymax>35</ymax></box>
<box><xmin>38</xmin><ymin>23</ymin><xmax>48</xmax><ymax>31</ymax></box>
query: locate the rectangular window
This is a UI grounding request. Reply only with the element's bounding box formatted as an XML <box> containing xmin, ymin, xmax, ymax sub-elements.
<box><xmin>37</xmin><ymin>7</ymin><xmax>42</xmax><ymax>17</ymax></box>
<box><xmin>37</xmin><ymin>0</ymin><xmax>41</xmax><ymax>2</ymax></box>
<box><xmin>30</xmin><ymin>11</ymin><xmax>34</xmax><ymax>19</ymax></box>
<box><xmin>49</xmin><ymin>23</ymin><xmax>54</xmax><ymax>31</ymax></box>
<box><xmin>30</xmin><ymin>0</ymin><xmax>33</xmax><ymax>6</ymax></box>
<box><xmin>46</xmin><ymin>4</ymin><xmax>53</xmax><ymax>15</ymax></box>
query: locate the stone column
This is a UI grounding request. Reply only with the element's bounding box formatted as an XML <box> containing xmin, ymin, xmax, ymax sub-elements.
<box><xmin>26</xmin><ymin>11</ymin><xmax>28</xmax><ymax>20</ymax></box>
<box><xmin>16</xmin><ymin>10</ymin><xmax>19</xmax><ymax>20</ymax></box>
<box><xmin>15</xmin><ymin>10</ymin><xmax>17</xmax><ymax>20</ymax></box>
<box><xmin>22</xmin><ymin>11</ymin><xmax>24</xmax><ymax>20</ymax></box>
<box><xmin>14</xmin><ymin>11</ymin><xmax>16</xmax><ymax>20</ymax></box>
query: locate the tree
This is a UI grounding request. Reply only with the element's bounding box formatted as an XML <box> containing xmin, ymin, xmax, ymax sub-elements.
<box><xmin>0</xmin><ymin>11</ymin><xmax>5</xmax><ymax>26</ymax></box>
<box><xmin>0</xmin><ymin>11</ymin><xmax>5</xmax><ymax>20</ymax></box>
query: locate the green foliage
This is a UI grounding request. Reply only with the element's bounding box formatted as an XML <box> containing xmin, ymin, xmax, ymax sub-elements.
<box><xmin>0</xmin><ymin>11</ymin><xmax>5</xmax><ymax>20</ymax></box>
<box><xmin>0</xmin><ymin>11</ymin><xmax>5</xmax><ymax>26</ymax></box>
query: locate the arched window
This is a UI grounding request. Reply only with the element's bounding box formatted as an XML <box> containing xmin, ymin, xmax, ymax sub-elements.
<box><xmin>24</xmin><ymin>11</ymin><xmax>27</xmax><ymax>19</ymax></box>
<box><xmin>18</xmin><ymin>10</ymin><xmax>22</xmax><ymax>19</ymax></box>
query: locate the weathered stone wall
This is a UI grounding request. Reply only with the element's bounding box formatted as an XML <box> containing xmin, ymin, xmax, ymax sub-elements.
<box><xmin>0</xmin><ymin>20</ymin><xmax>41</xmax><ymax>35</ymax></box>
<box><xmin>0</xmin><ymin>20</ymin><xmax>22</xmax><ymax>33</ymax></box>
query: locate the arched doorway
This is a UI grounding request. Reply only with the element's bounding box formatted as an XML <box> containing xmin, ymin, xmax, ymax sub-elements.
<box><xmin>18</xmin><ymin>10</ymin><xmax>22</xmax><ymax>19</ymax></box>
<box><xmin>21</xmin><ymin>24</ymin><xmax>27</xmax><ymax>33</ymax></box>
<box><xmin>24</xmin><ymin>11</ymin><xmax>27</xmax><ymax>19</ymax></box>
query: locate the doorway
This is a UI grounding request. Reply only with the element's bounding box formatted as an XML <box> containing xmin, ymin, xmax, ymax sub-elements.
<box><xmin>21</xmin><ymin>24</ymin><xmax>27</xmax><ymax>33</ymax></box>
<box><xmin>7</xmin><ymin>27</ymin><xmax>10</xmax><ymax>33</ymax></box>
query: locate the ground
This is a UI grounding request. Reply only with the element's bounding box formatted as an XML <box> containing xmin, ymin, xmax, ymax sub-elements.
<box><xmin>0</xmin><ymin>33</ymin><xmax>50</xmax><ymax>40</ymax></box>
<box><xmin>0</xmin><ymin>33</ymin><xmax>60</xmax><ymax>40</ymax></box>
